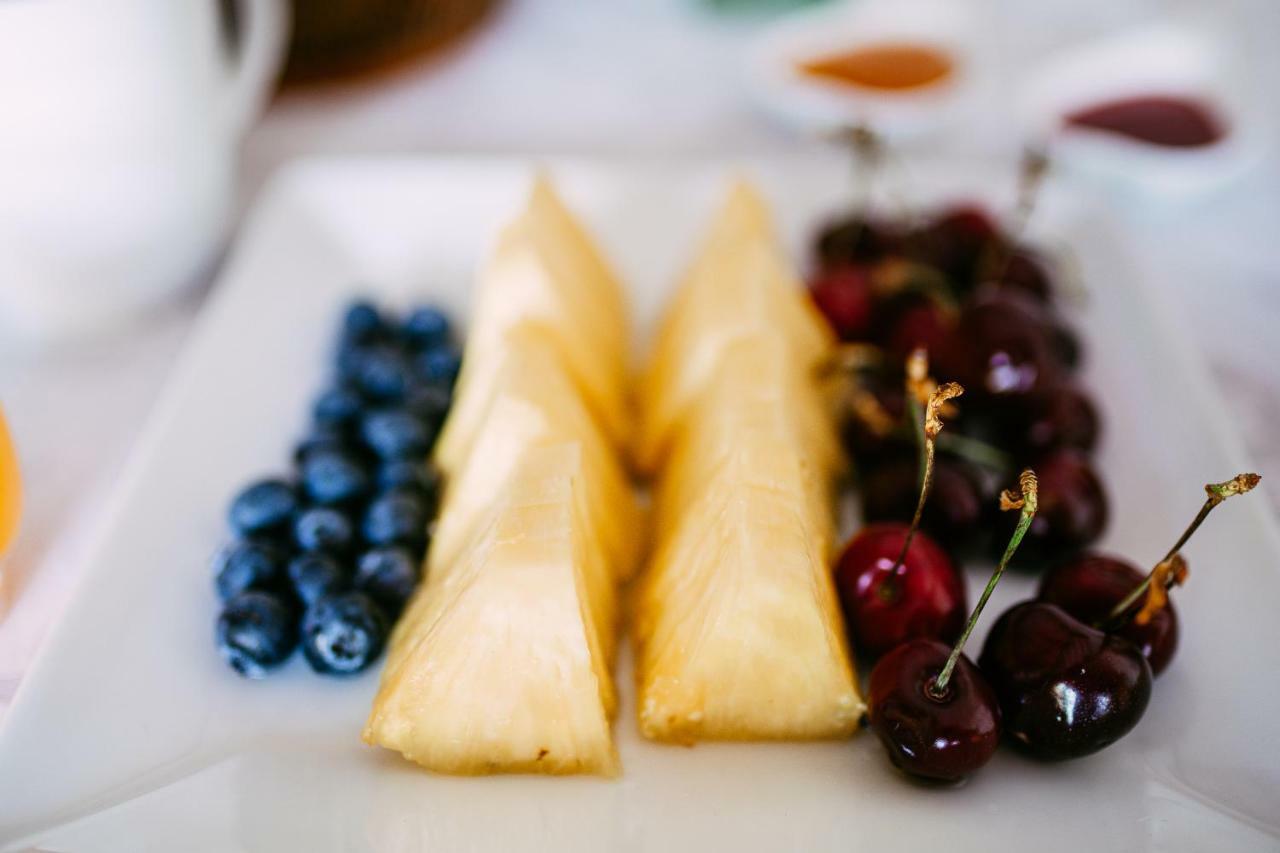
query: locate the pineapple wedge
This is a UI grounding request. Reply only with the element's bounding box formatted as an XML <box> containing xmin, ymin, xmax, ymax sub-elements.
<box><xmin>634</xmin><ymin>432</ymin><xmax>860</xmax><ymax>742</ymax></box>
<box><xmin>364</xmin><ymin>443</ymin><xmax>621</xmax><ymax>776</ymax></box>
<box><xmin>633</xmin><ymin>179</ymin><xmax>860</xmax><ymax>743</ymax></box>
<box><xmin>458</xmin><ymin>178</ymin><xmax>633</xmax><ymax>453</ymax></box>
<box><xmin>430</xmin><ymin>326</ymin><xmax>642</xmax><ymax>581</ymax></box>
<box><xmin>635</xmin><ymin>180</ymin><xmax>834</xmax><ymax>474</ymax></box>
<box><xmin>650</xmin><ymin>335</ymin><xmax>843</xmax><ymax>543</ymax></box>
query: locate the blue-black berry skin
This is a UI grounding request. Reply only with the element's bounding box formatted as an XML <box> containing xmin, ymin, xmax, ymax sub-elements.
<box><xmin>342</xmin><ymin>301</ymin><xmax>385</xmax><ymax>345</ymax></box>
<box><xmin>402</xmin><ymin>306</ymin><xmax>451</xmax><ymax>350</ymax></box>
<box><xmin>287</xmin><ymin>552</ymin><xmax>348</xmax><ymax>606</ymax></box>
<box><xmin>355</xmin><ymin>547</ymin><xmax>419</xmax><ymax>614</ymax></box>
<box><xmin>360</xmin><ymin>409</ymin><xmax>432</xmax><ymax>461</ymax></box>
<box><xmin>352</xmin><ymin>346</ymin><xmax>413</xmax><ymax>403</ymax></box>
<box><xmin>414</xmin><ymin>348</ymin><xmax>461</xmax><ymax>388</ymax></box>
<box><xmin>293</xmin><ymin>506</ymin><xmax>356</xmax><ymax>553</ymax></box>
<box><xmin>376</xmin><ymin>458</ymin><xmax>441</xmax><ymax>506</ymax></box>
<box><xmin>216</xmin><ymin>591</ymin><xmax>298</xmax><ymax>678</ymax></box>
<box><xmin>402</xmin><ymin>383</ymin><xmax>452</xmax><ymax>430</ymax></box>
<box><xmin>213</xmin><ymin>540</ymin><xmax>288</xmax><ymax>601</ymax></box>
<box><xmin>293</xmin><ymin>427</ymin><xmax>350</xmax><ymax>466</ymax></box>
<box><xmin>362</xmin><ymin>492</ymin><xmax>428</xmax><ymax>548</ymax></box>
<box><xmin>228</xmin><ymin>479</ymin><xmax>299</xmax><ymax>537</ymax></box>
<box><xmin>312</xmin><ymin>385</ymin><xmax>365</xmax><ymax>432</ymax></box>
<box><xmin>300</xmin><ymin>450</ymin><xmax>370</xmax><ymax>506</ymax></box>
<box><xmin>301</xmin><ymin>591</ymin><xmax>388</xmax><ymax>675</ymax></box>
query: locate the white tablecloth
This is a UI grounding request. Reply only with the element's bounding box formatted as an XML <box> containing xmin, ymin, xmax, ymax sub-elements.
<box><xmin>3</xmin><ymin>0</ymin><xmax>1279</xmax><ymax>716</ymax></box>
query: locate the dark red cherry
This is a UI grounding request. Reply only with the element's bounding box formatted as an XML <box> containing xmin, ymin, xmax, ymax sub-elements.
<box><xmin>937</xmin><ymin>289</ymin><xmax>1062</xmax><ymax>400</ymax></box>
<box><xmin>1038</xmin><ymin>554</ymin><xmax>1178</xmax><ymax>675</ymax></box>
<box><xmin>998</xmin><ymin>449</ymin><xmax>1108</xmax><ymax>568</ymax></box>
<box><xmin>861</xmin><ymin>454</ymin><xmax>990</xmax><ymax>558</ymax></box>
<box><xmin>991</xmin><ymin>250</ymin><xmax>1053</xmax><ymax>303</ymax></box>
<box><xmin>815</xmin><ymin>216</ymin><xmax>900</xmax><ymax>267</ymax></box>
<box><xmin>840</xmin><ymin>378</ymin><xmax>909</xmax><ymax>464</ymax></box>
<box><xmin>834</xmin><ymin>523</ymin><xmax>967</xmax><ymax>659</ymax></box>
<box><xmin>867</xmin><ymin>639</ymin><xmax>1001</xmax><ymax>783</ymax></box>
<box><xmin>913</xmin><ymin>205</ymin><xmax>1003</xmax><ymax>286</ymax></box>
<box><xmin>978</xmin><ymin>601</ymin><xmax>1152</xmax><ymax>759</ymax></box>
<box><xmin>809</xmin><ymin>265</ymin><xmax>875</xmax><ymax>341</ymax></box>
<box><xmin>1019</xmin><ymin>385</ymin><xmax>1100</xmax><ymax>455</ymax></box>
<box><xmin>879</xmin><ymin>296</ymin><xmax>955</xmax><ymax>361</ymax></box>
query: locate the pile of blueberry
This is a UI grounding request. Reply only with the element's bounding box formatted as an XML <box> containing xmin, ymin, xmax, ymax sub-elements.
<box><xmin>214</xmin><ymin>300</ymin><xmax>461</xmax><ymax>679</ymax></box>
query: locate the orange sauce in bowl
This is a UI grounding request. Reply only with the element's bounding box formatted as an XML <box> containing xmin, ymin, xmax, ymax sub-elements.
<box><xmin>0</xmin><ymin>406</ymin><xmax>20</xmax><ymax>558</ymax></box>
<box><xmin>799</xmin><ymin>42</ymin><xmax>953</xmax><ymax>92</ymax></box>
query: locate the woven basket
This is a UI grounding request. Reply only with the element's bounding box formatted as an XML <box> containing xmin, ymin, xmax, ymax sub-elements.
<box><xmin>282</xmin><ymin>0</ymin><xmax>502</xmax><ymax>85</ymax></box>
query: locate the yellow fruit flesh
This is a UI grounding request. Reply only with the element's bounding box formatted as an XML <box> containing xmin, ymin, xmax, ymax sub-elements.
<box><xmin>635</xmin><ymin>180</ymin><xmax>834</xmax><ymax>474</ymax></box>
<box><xmin>633</xmin><ymin>180</ymin><xmax>861</xmax><ymax>743</ymax></box>
<box><xmin>365</xmin><ymin>445</ymin><xmax>620</xmax><ymax>776</ymax></box>
<box><xmin>366</xmin><ymin>179</ymin><xmax>633</xmax><ymax>776</ymax></box>
<box><xmin>456</xmin><ymin>179</ymin><xmax>633</xmax><ymax>455</ymax></box>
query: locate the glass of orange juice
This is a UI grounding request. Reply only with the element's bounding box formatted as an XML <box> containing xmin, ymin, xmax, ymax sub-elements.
<box><xmin>0</xmin><ymin>405</ymin><xmax>20</xmax><ymax>559</ymax></box>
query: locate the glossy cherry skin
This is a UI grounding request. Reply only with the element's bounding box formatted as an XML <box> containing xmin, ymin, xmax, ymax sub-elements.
<box><xmin>991</xmin><ymin>250</ymin><xmax>1053</xmax><ymax>303</ymax></box>
<box><xmin>914</xmin><ymin>205</ymin><xmax>1002</xmax><ymax>287</ymax></box>
<box><xmin>868</xmin><ymin>639</ymin><xmax>1002</xmax><ymax>783</ymax></box>
<box><xmin>998</xmin><ymin>449</ymin><xmax>1108</xmax><ymax>569</ymax></box>
<box><xmin>860</xmin><ymin>454</ymin><xmax>990</xmax><ymax>558</ymax></box>
<box><xmin>810</xmin><ymin>265</ymin><xmax>875</xmax><ymax>341</ymax></box>
<box><xmin>834</xmin><ymin>523</ymin><xmax>967</xmax><ymax>659</ymax></box>
<box><xmin>1039</xmin><ymin>553</ymin><xmax>1179</xmax><ymax>676</ymax></box>
<box><xmin>1018</xmin><ymin>385</ymin><xmax>1100</xmax><ymax>455</ymax></box>
<box><xmin>937</xmin><ymin>289</ymin><xmax>1063</xmax><ymax>401</ymax></box>
<box><xmin>878</xmin><ymin>294</ymin><xmax>955</xmax><ymax>361</ymax></box>
<box><xmin>978</xmin><ymin>601</ymin><xmax>1152</xmax><ymax>759</ymax></box>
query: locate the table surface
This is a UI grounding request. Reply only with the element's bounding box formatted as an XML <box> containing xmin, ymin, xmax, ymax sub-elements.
<box><xmin>2</xmin><ymin>0</ymin><xmax>1279</xmax><ymax>718</ymax></box>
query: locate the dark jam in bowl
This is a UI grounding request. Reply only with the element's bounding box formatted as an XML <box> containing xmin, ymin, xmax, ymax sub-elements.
<box><xmin>1064</xmin><ymin>95</ymin><xmax>1224</xmax><ymax>148</ymax></box>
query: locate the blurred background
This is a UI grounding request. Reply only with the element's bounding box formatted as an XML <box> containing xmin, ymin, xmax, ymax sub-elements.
<box><xmin>1</xmin><ymin>0</ymin><xmax>1279</xmax><ymax>714</ymax></box>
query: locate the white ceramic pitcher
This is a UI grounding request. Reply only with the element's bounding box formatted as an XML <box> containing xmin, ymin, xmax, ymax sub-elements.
<box><xmin>0</xmin><ymin>0</ymin><xmax>288</xmax><ymax>344</ymax></box>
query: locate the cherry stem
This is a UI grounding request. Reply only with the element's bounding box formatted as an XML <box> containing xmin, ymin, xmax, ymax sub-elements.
<box><xmin>936</xmin><ymin>431</ymin><xmax>1013</xmax><ymax>473</ymax></box>
<box><xmin>890</xmin><ymin>352</ymin><xmax>963</xmax><ymax>577</ymax></box>
<box><xmin>931</xmin><ymin>469</ymin><xmax>1039</xmax><ymax>698</ymax></box>
<box><xmin>1105</xmin><ymin>472</ymin><xmax>1261</xmax><ymax>626</ymax></box>
<box><xmin>979</xmin><ymin>147</ymin><xmax>1051</xmax><ymax>283</ymax></box>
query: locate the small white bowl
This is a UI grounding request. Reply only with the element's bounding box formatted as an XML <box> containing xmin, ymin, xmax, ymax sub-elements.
<box><xmin>1017</xmin><ymin>23</ymin><xmax>1269</xmax><ymax>203</ymax></box>
<box><xmin>745</xmin><ymin>0</ymin><xmax>985</xmax><ymax>141</ymax></box>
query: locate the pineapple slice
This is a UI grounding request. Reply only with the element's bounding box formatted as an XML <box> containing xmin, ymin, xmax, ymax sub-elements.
<box><xmin>364</xmin><ymin>443</ymin><xmax>621</xmax><ymax>776</ymax></box>
<box><xmin>650</xmin><ymin>335</ymin><xmax>843</xmax><ymax>542</ymax></box>
<box><xmin>457</xmin><ymin>178</ymin><xmax>633</xmax><ymax>453</ymax></box>
<box><xmin>635</xmin><ymin>180</ymin><xmax>834</xmax><ymax>474</ymax></box>
<box><xmin>0</xmin><ymin>406</ymin><xmax>20</xmax><ymax>559</ymax></box>
<box><xmin>430</xmin><ymin>327</ymin><xmax>641</xmax><ymax>581</ymax></box>
<box><xmin>634</xmin><ymin>433</ymin><xmax>860</xmax><ymax>742</ymax></box>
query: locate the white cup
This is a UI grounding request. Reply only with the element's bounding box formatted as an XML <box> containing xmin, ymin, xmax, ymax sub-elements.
<box><xmin>0</xmin><ymin>0</ymin><xmax>288</xmax><ymax>345</ymax></box>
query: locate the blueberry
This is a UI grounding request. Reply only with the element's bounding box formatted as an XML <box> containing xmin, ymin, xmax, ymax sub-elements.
<box><xmin>360</xmin><ymin>408</ymin><xmax>432</xmax><ymax>461</ymax></box>
<box><xmin>293</xmin><ymin>427</ymin><xmax>351</xmax><ymax>466</ymax></box>
<box><xmin>342</xmin><ymin>300</ymin><xmax>385</xmax><ymax>344</ymax></box>
<box><xmin>376</xmin><ymin>458</ymin><xmax>441</xmax><ymax>507</ymax></box>
<box><xmin>362</xmin><ymin>491</ymin><xmax>428</xmax><ymax>548</ymax></box>
<box><xmin>355</xmin><ymin>547</ymin><xmax>419</xmax><ymax>614</ymax></box>
<box><xmin>213</xmin><ymin>540</ymin><xmax>288</xmax><ymax>601</ymax></box>
<box><xmin>352</xmin><ymin>345</ymin><xmax>414</xmax><ymax>403</ymax></box>
<box><xmin>286</xmin><ymin>552</ymin><xmax>348</xmax><ymax>606</ymax></box>
<box><xmin>312</xmin><ymin>385</ymin><xmax>364</xmax><ymax>432</ymax></box>
<box><xmin>414</xmin><ymin>347</ymin><xmax>461</xmax><ymax>388</ymax></box>
<box><xmin>301</xmin><ymin>591</ymin><xmax>388</xmax><ymax>675</ymax></box>
<box><xmin>402</xmin><ymin>306</ymin><xmax>451</xmax><ymax>350</ymax></box>
<box><xmin>300</xmin><ymin>450</ymin><xmax>370</xmax><ymax>506</ymax></box>
<box><xmin>293</xmin><ymin>506</ymin><xmax>356</xmax><ymax>553</ymax></box>
<box><xmin>216</xmin><ymin>591</ymin><xmax>298</xmax><ymax>678</ymax></box>
<box><xmin>228</xmin><ymin>479</ymin><xmax>298</xmax><ymax>537</ymax></box>
<box><xmin>403</xmin><ymin>383</ymin><xmax>452</xmax><ymax>430</ymax></box>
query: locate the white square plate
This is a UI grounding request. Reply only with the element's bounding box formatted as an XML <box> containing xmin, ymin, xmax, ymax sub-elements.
<box><xmin>2</xmin><ymin>158</ymin><xmax>1278</xmax><ymax>852</ymax></box>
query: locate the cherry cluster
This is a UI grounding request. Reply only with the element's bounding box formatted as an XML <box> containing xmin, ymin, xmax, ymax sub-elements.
<box><xmin>810</xmin><ymin>208</ymin><xmax>1261</xmax><ymax>784</ymax></box>
<box><xmin>812</xmin><ymin>204</ymin><xmax>1104</xmax><ymax>568</ymax></box>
